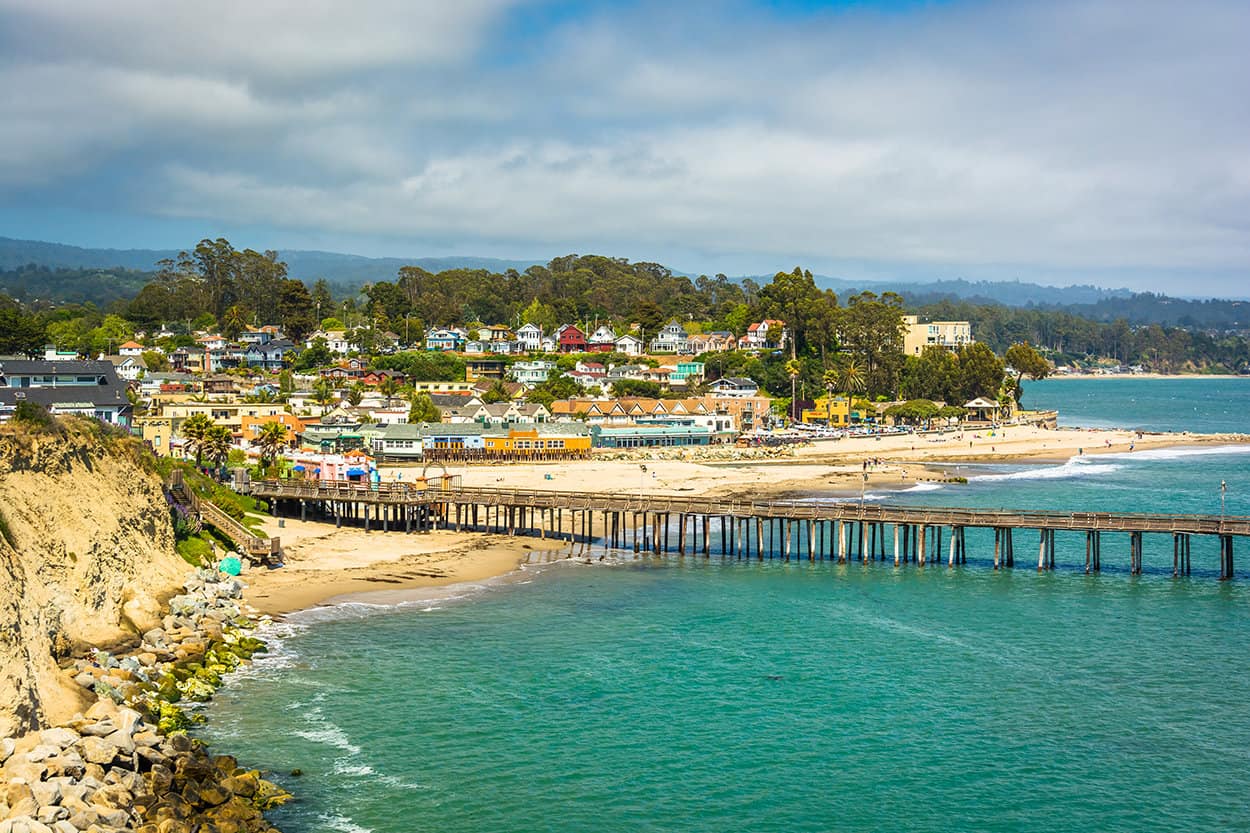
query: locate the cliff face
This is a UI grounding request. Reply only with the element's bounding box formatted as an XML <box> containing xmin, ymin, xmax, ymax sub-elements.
<box><xmin>0</xmin><ymin>423</ymin><xmax>187</xmax><ymax>737</ymax></box>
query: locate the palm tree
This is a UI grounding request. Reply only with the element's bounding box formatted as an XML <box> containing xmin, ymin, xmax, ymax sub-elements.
<box><xmin>312</xmin><ymin>378</ymin><xmax>336</xmax><ymax>415</ymax></box>
<box><xmin>822</xmin><ymin>368</ymin><xmax>839</xmax><ymax>425</ymax></box>
<box><xmin>254</xmin><ymin>421</ymin><xmax>290</xmax><ymax>469</ymax></box>
<box><xmin>179</xmin><ymin>413</ymin><xmax>214</xmax><ymax>465</ymax></box>
<box><xmin>785</xmin><ymin>359</ymin><xmax>802</xmax><ymax>422</ymax></box>
<box><xmin>346</xmin><ymin>382</ymin><xmax>365</xmax><ymax>407</ymax></box>
<box><xmin>378</xmin><ymin>376</ymin><xmax>400</xmax><ymax>408</ymax></box>
<box><xmin>838</xmin><ymin>360</ymin><xmax>867</xmax><ymax>397</ymax></box>
<box><xmin>202</xmin><ymin>424</ymin><xmax>233</xmax><ymax>471</ymax></box>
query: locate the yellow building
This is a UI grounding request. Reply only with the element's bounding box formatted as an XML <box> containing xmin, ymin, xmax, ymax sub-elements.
<box><xmin>482</xmin><ymin>426</ymin><xmax>592</xmax><ymax>458</ymax></box>
<box><xmin>902</xmin><ymin>315</ymin><xmax>973</xmax><ymax>357</ymax></box>
<box><xmin>800</xmin><ymin>396</ymin><xmax>853</xmax><ymax>426</ymax></box>
<box><xmin>160</xmin><ymin>401</ymin><xmax>287</xmax><ymax>433</ymax></box>
<box><xmin>136</xmin><ymin>416</ymin><xmax>177</xmax><ymax>456</ymax></box>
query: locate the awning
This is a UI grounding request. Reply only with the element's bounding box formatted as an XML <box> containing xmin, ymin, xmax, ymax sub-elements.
<box><xmin>292</xmin><ymin>464</ymin><xmax>306</xmax><ymax>471</ymax></box>
<box><xmin>346</xmin><ymin>467</ymin><xmax>366</xmax><ymax>476</ymax></box>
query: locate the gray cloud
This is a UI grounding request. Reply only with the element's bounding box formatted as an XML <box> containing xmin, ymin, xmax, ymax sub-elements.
<box><xmin>1</xmin><ymin>0</ymin><xmax>1247</xmax><ymax>292</ymax></box>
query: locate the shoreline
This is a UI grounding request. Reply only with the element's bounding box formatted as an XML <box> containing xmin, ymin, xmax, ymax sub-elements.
<box><xmin>1040</xmin><ymin>373</ymin><xmax>1249</xmax><ymax>380</ymax></box>
<box><xmin>246</xmin><ymin>426</ymin><xmax>1250</xmax><ymax>616</ymax></box>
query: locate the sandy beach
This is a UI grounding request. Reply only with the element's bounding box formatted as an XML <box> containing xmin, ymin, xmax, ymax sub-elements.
<box><xmin>243</xmin><ymin>518</ymin><xmax>543</xmax><ymax>616</ymax></box>
<box><xmin>396</xmin><ymin>424</ymin><xmax>1249</xmax><ymax>499</ymax></box>
<box><xmin>246</xmin><ymin>424</ymin><xmax>1248</xmax><ymax>615</ymax></box>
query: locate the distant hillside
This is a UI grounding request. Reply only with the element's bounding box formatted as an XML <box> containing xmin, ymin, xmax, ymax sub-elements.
<box><xmin>797</xmin><ymin>274</ymin><xmax>1132</xmax><ymax>307</ymax></box>
<box><xmin>0</xmin><ymin>237</ymin><xmax>543</xmax><ymax>287</ymax></box>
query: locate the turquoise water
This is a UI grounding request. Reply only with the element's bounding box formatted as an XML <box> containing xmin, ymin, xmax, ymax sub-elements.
<box><xmin>1023</xmin><ymin>376</ymin><xmax>1250</xmax><ymax>433</ymax></box>
<box><xmin>202</xmin><ymin>380</ymin><xmax>1250</xmax><ymax>833</ymax></box>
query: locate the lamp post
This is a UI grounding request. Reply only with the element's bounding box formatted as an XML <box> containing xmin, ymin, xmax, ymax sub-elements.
<box><xmin>1221</xmin><ymin>480</ymin><xmax>1227</xmax><ymax>520</ymax></box>
<box><xmin>639</xmin><ymin>464</ymin><xmax>647</xmax><ymax>499</ymax></box>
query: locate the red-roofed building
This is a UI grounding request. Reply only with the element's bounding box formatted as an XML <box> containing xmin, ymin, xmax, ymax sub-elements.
<box><xmin>558</xmin><ymin>325</ymin><xmax>587</xmax><ymax>353</ymax></box>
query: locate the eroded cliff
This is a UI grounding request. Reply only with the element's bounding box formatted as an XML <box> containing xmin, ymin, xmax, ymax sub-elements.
<box><xmin>0</xmin><ymin>421</ymin><xmax>186</xmax><ymax>737</ymax></box>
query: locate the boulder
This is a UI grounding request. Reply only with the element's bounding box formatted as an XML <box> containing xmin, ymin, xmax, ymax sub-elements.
<box><xmin>132</xmin><ymin>732</ymin><xmax>160</xmax><ymax>749</ymax></box>
<box><xmin>37</xmin><ymin>730</ymin><xmax>79</xmax><ymax>750</ymax></box>
<box><xmin>102</xmin><ymin>731</ymin><xmax>134</xmax><ymax>757</ymax></box>
<box><xmin>114</xmin><ymin>710</ymin><xmax>143</xmax><ymax>737</ymax></box>
<box><xmin>33</xmin><ymin>806</ymin><xmax>66</xmax><ymax>826</ymax></box>
<box><xmin>77</xmin><ymin>738</ymin><xmax>115</xmax><ymax>766</ymax></box>
<box><xmin>65</xmin><ymin>809</ymin><xmax>99</xmax><ymax>830</ymax></box>
<box><xmin>82</xmin><ymin>701</ymin><xmax>116</xmax><ymax>723</ymax></box>
<box><xmin>77</xmin><ymin>721</ymin><xmax>115</xmax><ymax>739</ymax></box>
<box><xmin>28</xmin><ymin>780</ymin><xmax>61</xmax><ymax>808</ymax></box>
<box><xmin>24</xmin><ymin>746</ymin><xmax>60</xmax><ymax>764</ymax></box>
<box><xmin>3</xmin><ymin>796</ymin><xmax>38</xmax><ymax>818</ymax></box>
<box><xmin>0</xmin><ymin>818</ymin><xmax>54</xmax><ymax>833</ymax></box>
<box><xmin>0</xmin><ymin>738</ymin><xmax>14</xmax><ymax>764</ymax></box>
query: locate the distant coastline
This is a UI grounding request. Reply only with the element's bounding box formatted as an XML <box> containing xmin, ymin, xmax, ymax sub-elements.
<box><xmin>1046</xmin><ymin>372</ymin><xmax>1248</xmax><ymax>380</ymax></box>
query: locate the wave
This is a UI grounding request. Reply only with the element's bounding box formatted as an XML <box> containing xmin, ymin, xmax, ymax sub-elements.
<box><xmin>1097</xmin><ymin>444</ymin><xmax>1250</xmax><ymax>462</ymax></box>
<box><xmin>971</xmin><ymin>457</ymin><xmax>1123</xmax><ymax>483</ymax></box>
<box><xmin>318</xmin><ymin>813</ymin><xmax>373</xmax><ymax>833</ymax></box>
<box><xmin>294</xmin><ymin>707</ymin><xmax>362</xmax><ymax>756</ymax></box>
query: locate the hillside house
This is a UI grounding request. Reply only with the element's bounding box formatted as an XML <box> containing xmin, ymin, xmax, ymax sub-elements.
<box><xmin>0</xmin><ymin>359</ymin><xmax>133</xmax><ymax>426</ymax></box>
<box><xmin>740</xmin><ymin>320</ymin><xmax>787</xmax><ymax>351</ymax></box>
<box><xmin>614</xmin><ymin>334</ymin><xmax>644</xmax><ymax>356</ymax></box>
<box><xmin>557</xmin><ymin>325</ymin><xmax>588</xmax><ymax>353</ymax></box>
<box><xmin>587</xmin><ymin>325</ymin><xmax>618</xmax><ymax>352</ymax></box>
<box><xmin>516</xmin><ymin>323</ymin><xmax>543</xmax><ymax>352</ymax></box>
<box><xmin>509</xmin><ymin>360</ymin><xmax>556</xmax><ymax>385</ymax></box>
<box><xmin>649</xmin><ymin>320</ymin><xmax>690</xmax><ymax>354</ymax></box>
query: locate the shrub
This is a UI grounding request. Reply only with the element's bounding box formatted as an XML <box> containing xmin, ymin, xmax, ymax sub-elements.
<box><xmin>12</xmin><ymin>400</ymin><xmax>58</xmax><ymax>431</ymax></box>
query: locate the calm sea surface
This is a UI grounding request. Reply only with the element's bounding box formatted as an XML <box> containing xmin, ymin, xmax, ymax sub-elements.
<box><xmin>202</xmin><ymin>379</ymin><xmax>1250</xmax><ymax>833</ymax></box>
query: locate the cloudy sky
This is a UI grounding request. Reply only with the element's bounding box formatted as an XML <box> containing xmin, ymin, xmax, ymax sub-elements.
<box><xmin>1</xmin><ymin>0</ymin><xmax>1247</xmax><ymax>294</ymax></box>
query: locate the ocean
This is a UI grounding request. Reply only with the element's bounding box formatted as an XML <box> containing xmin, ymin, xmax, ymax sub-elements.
<box><xmin>200</xmin><ymin>378</ymin><xmax>1250</xmax><ymax>833</ymax></box>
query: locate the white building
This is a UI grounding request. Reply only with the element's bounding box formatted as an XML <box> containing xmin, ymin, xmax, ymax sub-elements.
<box><xmin>614</xmin><ymin>334</ymin><xmax>644</xmax><ymax>356</ymax></box>
<box><xmin>307</xmin><ymin>330</ymin><xmax>352</xmax><ymax>355</ymax></box>
<box><xmin>509</xmin><ymin>360</ymin><xmax>556</xmax><ymax>385</ymax></box>
<box><xmin>587</xmin><ymin>325</ymin><xmax>618</xmax><ymax>350</ymax></box>
<box><xmin>709</xmin><ymin>377</ymin><xmax>760</xmax><ymax>398</ymax></box>
<box><xmin>516</xmin><ymin>323</ymin><xmax>543</xmax><ymax>353</ymax></box>
<box><xmin>739</xmin><ymin>320</ymin><xmax>787</xmax><ymax>351</ymax></box>
<box><xmin>649</xmin><ymin>320</ymin><xmax>689</xmax><ymax>354</ymax></box>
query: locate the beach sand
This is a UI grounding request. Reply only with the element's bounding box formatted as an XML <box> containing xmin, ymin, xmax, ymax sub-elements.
<box><xmin>397</xmin><ymin>424</ymin><xmax>1248</xmax><ymax>499</ymax></box>
<box><xmin>243</xmin><ymin>519</ymin><xmax>542</xmax><ymax>616</ymax></box>
<box><xmin>248</xmin><ymin>425</ymin><xmax>1248</xmax><ymax>615</ymax></box>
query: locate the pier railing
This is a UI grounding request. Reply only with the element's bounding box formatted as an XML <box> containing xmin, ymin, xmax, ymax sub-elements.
<box><xmin>242</xmin><ymin>480</ymin><xmax>1249</xmax><ymax>537</ymax></box>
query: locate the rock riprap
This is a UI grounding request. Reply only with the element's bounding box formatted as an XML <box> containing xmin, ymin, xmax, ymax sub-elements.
<box><xmin>0</xmin><ymin>563</ymin><xmax>290</xmax><ymax>833</ymax></box>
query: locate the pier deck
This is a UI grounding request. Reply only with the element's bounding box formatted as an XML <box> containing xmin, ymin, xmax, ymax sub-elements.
<box><xmin>242</xmin><ymin>480</ymin><xmax>1248</xmax><ymax>578</ymax></box>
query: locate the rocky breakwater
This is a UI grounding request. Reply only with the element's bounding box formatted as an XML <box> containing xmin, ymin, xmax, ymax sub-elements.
<box><xmin>0</xmin><ymin>566</ymin><xmax>291</xmax><ymax>833</ymax></box>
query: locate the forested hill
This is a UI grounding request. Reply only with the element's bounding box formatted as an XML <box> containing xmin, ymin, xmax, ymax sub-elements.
<box><xmin>803</xmin><ymin>275</ymin><xmax>1130</xmax><ymax>307</ymax></box>
<box><xmin>0</xmin><ymin>237</ymin><xmax>542</xmax><ymax>293</ymax></box>
<box><xmin>2</xmin><ymin>236</ymin><xmax>1246</xmax><ymax>332</ymax></box>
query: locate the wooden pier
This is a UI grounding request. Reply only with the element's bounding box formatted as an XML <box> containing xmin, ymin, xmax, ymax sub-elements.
<box><xmin>242</xmin><ymin>480</ymin><xmax>1249</xmax><ymax>580</ymax></box>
